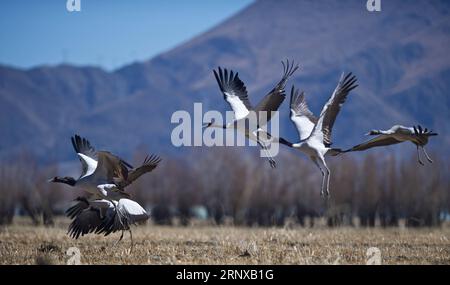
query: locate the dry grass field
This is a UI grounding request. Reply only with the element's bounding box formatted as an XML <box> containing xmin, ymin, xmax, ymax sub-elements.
<box><xmin>1</xmin><ymin>220</ymin><xmax>449</xmax><ymax>265</ymax></box>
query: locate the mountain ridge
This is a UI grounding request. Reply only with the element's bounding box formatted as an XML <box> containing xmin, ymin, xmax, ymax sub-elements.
<box><xmin>0</xmin><ymin>0</ymin><xmax>448</xmax><ymax>163</ymax></box>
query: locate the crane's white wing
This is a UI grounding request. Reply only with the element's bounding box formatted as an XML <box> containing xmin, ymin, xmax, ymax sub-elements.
<box><xmin>72</xmin><ymin>134</ymin><xmax>133</xmax><ymax>181</ymax></box>
<box><xmin>254</xmin><ymin>60</ymin><xmax>299</xmax><ymax>126</ymax></box>
<box><xmin>71</xmin><ymin>134</ymin><xmax>97</xmax><ymax>160</ymax></box>
<box><xmin>98</xmin><ymin>199</ymin><xmax>149</xmax><ymax>236</ymax></box>
<box><xmin>77</xmin><ymin>153</ymin><xmax>98</xmax><ymax>179</ymax></box>
<box><xmin>118</xmin><ymin>199</ymin><xmax>148</xmax><ymax>221</ymax></box>
<box><xmin>345</xmin><ymin>135</ymin><xmax>401</xmax><ymax>152</ymax></box>
<box><xmin>289</xmin><ymin>86</ymin><xmax>317</xmax><ymax>140</ymax></box>
<box><xmin>66</xmin><ymin>197</ymin><xmax>149</xmax><ymax>239</ymax></box>
<box><xmin>66</xmin><ymin>198</ymin><xmax>114</xmax><ymax>239</ymax></box>
<box><xmin>72</xmin><ymin>135</ymin><xmax>98</xmax><ymax>178</ymax></box>
<box><xmin>213</xmin><ymin>67</ymin><xmax>252</xmax><ymax>120</ymax></box>
<box><xmin>308</xmin><ymin>72</ymin><xmax>358</xmax><ymax>146</ymax></box>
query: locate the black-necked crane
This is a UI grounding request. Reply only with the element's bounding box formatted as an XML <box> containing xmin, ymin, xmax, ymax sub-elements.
<box><xmin>50</xmin><ymin>135</ymin><xmax>161</xmax><ymax>199</ymax></box>
<box><xmin>343</xmin><ymin>125</ymin><xmax>438</xmax><ymax>165</ymax></box>
<box><xmin>203</xmin><ymin>60</ymin><xmax>299</xmax><ymax>168</ymax></box>
<box><xmin>66</xmin><ymin>196</ymin><xmax>149</xmax><ymax>251</ymax></box>
<box><xmin>278</xmin><ymin>72</ymin><xmax>358</xmax><ymax>197</ymax></box>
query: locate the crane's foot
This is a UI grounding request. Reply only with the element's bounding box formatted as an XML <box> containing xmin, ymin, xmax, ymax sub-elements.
<box><xmin>320</xmin><ymin>190</ymin><xmax>330</xmax><ymax>199</ymax></box>
<box><xmin>269</xmin><ymin>159</ymin><xmax>276</xmax><ymax>168</ymax></box>
<box><xmin>128</xmin><ymin>229</ymin><xmax>134</xmax><ymax>254</ymax></box>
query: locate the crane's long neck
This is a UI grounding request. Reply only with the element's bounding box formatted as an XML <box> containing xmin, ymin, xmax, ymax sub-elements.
<box><xmin>204</xmin><ymin>121</ymin><xmax>230</xmax><ymax>129</ymax></box>
<box><xmin>368</xmin><ymin>129</ymin><xmax>392</xmax><ymax>135</ymax></box>
<box><xmin>279</xmin><ymin>137</ymin><xmax>307</xmax><ymax>149</ymax></box>
<box><xmin>278</xmin><ymin>137</ymin><xmax>294</xmax><ymax>147</ymax></box>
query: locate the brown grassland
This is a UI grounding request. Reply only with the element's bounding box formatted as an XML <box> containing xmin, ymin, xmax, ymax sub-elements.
<box><xmin>1</xmin><ymin>219</ymin><xmax>449</xmax><ymax>265</ymax></box>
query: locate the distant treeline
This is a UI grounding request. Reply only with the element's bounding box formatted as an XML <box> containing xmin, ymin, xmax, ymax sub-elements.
<box><xmin>0</xmin><ymin>148</ymin><xmax>448</xmax><ymax>227</ymax></box>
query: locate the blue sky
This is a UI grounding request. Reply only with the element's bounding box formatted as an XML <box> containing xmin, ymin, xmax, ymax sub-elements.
<box><xmin>0</xmin><ymin>0</ymin><xmax>253</xmax><ymax>70</ymax></box>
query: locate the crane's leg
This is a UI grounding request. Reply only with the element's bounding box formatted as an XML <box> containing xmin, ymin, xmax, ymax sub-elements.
<box><xmin>113</xmin><ymin>230</ymin><xmax>124</xmax><ymax>247</ymax></box>
<box><xmin>128</xmin><ymin>229</ymin><xmax>134</xmax><ymax>254</ymax></box>
<box><xmin>98</xmin><ymin>207</ymin><xmax>106</xmax><ymax>220</ymax></box>
<box><xmin>254</xmin><ymin>130</ymin><xmax>277</xmax><ymax>168</ymax></box>
<box><xmin>311</xmin><ymin>156</ymin><xmax>323</xmax><ymax>173</ymax></box>
<box><xmin>257</xmin><ymin>140</ymin><xmax>276</xmax><ymax>168</ymax></box>
<box><xmin>105</xmin><ymin>198</ymin><xmax>118</xmax><ymax>216</ymax></box>
<box><xmin>317</xmin><ymin>156</ymin><xmax>331</xmax><ymax>198</ymax></box>
<box><xmin>421</xmin><ymin>147</ymin><xmax>433</xmax><ymax>163</ymax></box>
<box><xmin>416</xmin><ymin>145</ymin><xmax>424</xmax><ymax>166</ymax></box>
<box><xmin>311</xmin><ymin>157</ymin><xmax>325</xmax><ymax>196</ymax></box>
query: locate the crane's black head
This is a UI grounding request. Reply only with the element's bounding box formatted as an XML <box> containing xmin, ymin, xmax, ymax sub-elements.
<box><xmin>367</xmin><ymin>130</ymin><xmax>381</xmax><ymax>136</ymax></box>
<box><xmin>49</xmin><ymin>176</ymin><xmax>76</xmax><ymax>186</ymax></box>
<box><xmin>202</xmin><ymin>121</ymin><xmax>213</xmax><ymax>129</ymax></box>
